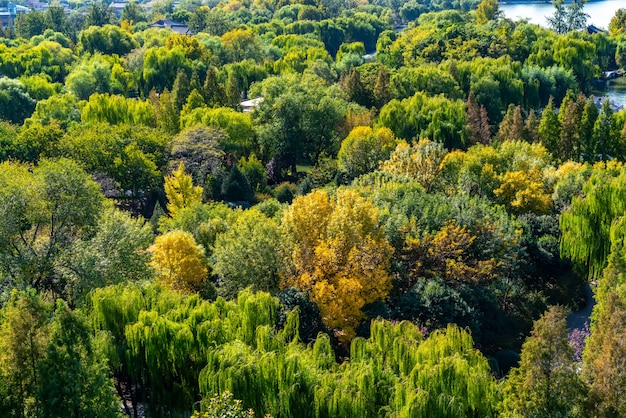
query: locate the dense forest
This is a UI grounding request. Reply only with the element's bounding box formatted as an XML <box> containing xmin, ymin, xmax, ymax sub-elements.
<box><xmin>2</xmin><ymin>0</ymin><xmax>626</xmax><ymax>415</ymax></box>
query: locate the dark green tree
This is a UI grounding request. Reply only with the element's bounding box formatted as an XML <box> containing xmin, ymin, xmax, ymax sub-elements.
<box><xmin>38</xmin><ymin>300</ymin><xmax>120</xmax><ymax>418</ymax></box>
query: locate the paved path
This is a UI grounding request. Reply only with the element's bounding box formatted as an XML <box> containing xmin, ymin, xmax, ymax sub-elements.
<box><xmin>566</xmin><ymin>282</ymin><xmax>594</xmax><ymax>331</ymax></box>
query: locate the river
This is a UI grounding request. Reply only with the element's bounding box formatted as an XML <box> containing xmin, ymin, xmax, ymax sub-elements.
<box><xmin>500</xmin><ymin>0</ymin><xmax>624</xmax><ymax>30</ymax></box>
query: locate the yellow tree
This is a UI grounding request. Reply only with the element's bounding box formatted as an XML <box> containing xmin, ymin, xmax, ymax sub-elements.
<box><xmin>282</xmin><ymin>189</ymin><xmax>393</xmax><ymax>341</ymax></box>
<box><xmin>164</xmin><ymin>162</ymin><xmax>203</xmax><ymax>217</ymax></box>
<box><xmin>150</xmin><ymin>230</ymin><xmax>208</xmax><ymax>292</ymax></box>
<box><xmin>380</xmin><ymin>138</ymin><xmax>447</xmax><ymax>191</ymax></box>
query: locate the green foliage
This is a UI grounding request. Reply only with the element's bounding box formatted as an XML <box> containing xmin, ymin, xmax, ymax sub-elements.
<box><xmin>213</xmin><ymin>208</ymin><xmax>282</xmax><ymax>298</ymax></box>
<box><xmin>180</xmin><ymin>107</ymin><xmax>254</xmax><ymax>156</ymax></box>
<box><xmin>26</xmin><ymin>93</ymin><xmax>82</xmax><ymax>128</ymax></box>
<box><xmin>81</xmin><ymin>93</ymin><xmax>155</xmax><ymax>126</ymax></box>
<box><xmin>502</xmin><ymin>305</ymin><xmax>587</xmax><ymax>417</ymax></box>
<box><xmin>253</xmin><ymin>73</ymin><xmax>348</xmax><ymax>178</ymax></box>
<box><xmin>0</xmin><ymin>159</ymin><xmax>104</xmax><ymax>297</ymax></box>
<box><xmin>79</xmin><ymin>25</ymin><xmax>138</xmax><ymax>56</ymax></box>
<box><xmin>93</xmin><ymin>281</ymin><xmax>494</xmax><ymax>417</ymax></box>
<box><xmin>222</xmin><ymin>164</ymin><xmax>255</xmax><ymax>203</ymax></box>
<box><xmin>63</xmin><ymin>206</ymin><xmax>153</xmax><ymax>305</ymax></box>
<box><xmin>378</xmin><ymin>91</ymin><xmax>467</xmax><ymax>149</ymax></box>
<box><xmin>560</xmin><ymin>161</ymin><xmax>626</xmax><ymax>280</ymax></box>
<box><xmin>38</xmin><ymin>300</ymin><xmax>121</xmax><ymax>418</ymax></box>
<box><xmin>0</xmin><ymin>292</ymin><xmax>121</xmax><ymax>418</ymax></box>
<box><xmin>0</xmin><ymin>77</ymin><xmax>36</xmax><ymax>124</ymax></box>
<box><xmin>194</xmin><ymin>391</ymin><xmax>255</xmax><ymax>418</ymax></box>
<box><xmin>338</xmin><ymin>126</ymin><xmax>398</xmax><ymax>179</ymax></box>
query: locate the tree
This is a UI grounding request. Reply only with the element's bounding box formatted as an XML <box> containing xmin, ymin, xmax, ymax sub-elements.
<box><xmin>221</xmin><ymin>164</ymin><xmax>254</xmax><ymax>203</ymax></box>
<box><xmin>337</xmin><ymin>126</ymin><xmax>398</xmax><ymax>179</ymax></box>
<box><xmin>343</xmin><ymin>67</ymin><xmax>369</xmax><ymax>107</ymax></box>
<box><xmin>538</xmin><ymin>97</ymin><xmax>561</xmax><ymax>157</ymax></box>
<box><xmin>0</xmin><ymin>159</ymin><xmax>104</xmax><ymax>297</ymax></box>
<box><xmin>194</xmin><ymin>391</ymin><xmax>255</xmax><ymax>418</ymax></box>
<box><xmin>281</xmin><ymin>188</ymin><xmax>393</xmax><ymax>341</ymax></box>
<box><xmin>497</xmin><ymin>105</ymin><xmax>525</xmax><ymax>142</ymax></box>
<box><xmin>153</xmin><ymin>88</ymin><xmax>179</xmax><ymax>134</ymax></box>
<box><xmin>254</xmin><ymin>74</ymin><xmax>347</xmax><ymax>177</ymax></box>
<box><xmin>121</xmin><ymin>1</ymin><xmax>147</xmax><ymax>23</ymax></box>
<box><xmin>213</xmin><ymin>209</ymin><xmax>282</xmax><ymax>298</ymax></box>
<box><xmin>164</xmin><ymin>163</ymin><xmax>204</xmax><ymax>217</ymax></box>
<box><xmin>378</xmin><ymin>91</ymin><xmax>467</xmax><ymax>150</ymax></box>
<box><xmin>583</xmin><ymin>293</ymin><xmax>626</xmax><ymax>416</ymax></box>
<box><xmin>203</xmin><ymin>66</ymin><xmax>225</xmax><ymax>107</ymax></box>
<box><xmin>63</xmin><ymin>207</ymin><xmax>153</xmax><ymax>305</ymax></box>
<box><xmin>0</xmin><ymin>290</ymin><xmax>49</xmax><ymax>417</ymax></box>
<box><xmin>37</xmin><ymin>301</ymin><xmax>121</xmax><ymax>418</ymax></box>
<box><xmin>150</xmin><ymin>230</ymin><xmax>208</xmax><ymax>292</ymax></box>
<box><xmin>0</xmin><ymin>77</ymin><xmax>36</xmax><ymax>125</ymax></box>
<box><xmin>560</xmin><ymin>161</ymin><xmax>626</xmax><ymax>280</ymax></box>
<box><xmin>373</xmin><ymin>66</ymin><xmax>391</xmax><ymax>109</ymax></box>
<box><xmin>238</xmin><ymin>154</ymin><xmax>267</xmax><ymax>193</ymax></box>
<box><xmin>466</xmin><ymin>92</ymin><xmax>491</xmax><ymax>145</ymax></box>
<box><xmin>593</xmin><ymin>98</ymin><xmax>616</xmax><ymax>159</ymax></box>
<box><xmin>172</xmin><ymin>69</ymin><xmax>192</xmax><ymax>111</ymax></box>
<box><xmin>547</xmin><ymin>0</ymin><xmax>589</xmax><ymax>34</ymax></box>
<box><xmin>381</xmin><ymin>138</ymin><xmax>447</xmax><ymax>191</ymax></box>
<box><xmin>169</xmin><ymin>126</ymin><xmax>226</xmax><ymax>191</ymax></box>
<box><xmin>502</xmin><ymin>306</ymin><xmax>587</xmax><ymax>417</ymax></box>
<box><xmin>579</xmin><ymin>98</ymin><xmax>599</xmax><ymax>161</ymax></box>
<box><xmin>558</xmin><ymin>95</ymin><xmax>582</xmax><ymax>161</ymax></box>
<box><xmin>79</xmin><ymin>25</ymin><xmax>138</xmax><ymax>56</ymax></box>
<box><xmin>609</xmin><ymin>8</ymin><xmax>626</xmax><ymax>36</ymax></box>
<box><xmin>84</xmin><ymin>2</ymin><xmax>115</xmax><ymax>28</ymax></box>
<box><xmin>476</xmin><ymin>0</ymin><xmax>501</xmax><ymax>24</ymax></box>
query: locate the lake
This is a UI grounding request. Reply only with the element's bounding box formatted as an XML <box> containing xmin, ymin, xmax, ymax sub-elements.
<box><xmin>500</xmin><ymin>0</ymin><xmax>624</xmax><ymax>31</ymax></box>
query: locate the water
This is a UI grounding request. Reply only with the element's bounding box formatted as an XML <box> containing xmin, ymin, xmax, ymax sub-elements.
<box><xmin>592</xmin><ymin>78</ymin><xmax>626</xmax><ymax>109</ymax></box>
<box><xmin>500</xmin><ymin>0</ymin><xmax>624</xmax><ymax>30</ymax></box>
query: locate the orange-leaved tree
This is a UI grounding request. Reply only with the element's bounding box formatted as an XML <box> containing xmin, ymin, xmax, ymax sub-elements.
<box><xmin>281</xmin><ymin>188</ymin><xmax>393</xmax><ymax>341</ymax></box>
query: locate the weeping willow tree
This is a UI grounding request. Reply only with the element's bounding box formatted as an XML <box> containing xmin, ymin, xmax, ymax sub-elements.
<box><xmin>91</xmin><ymin>283</ymin><xmax>499</xmax><ymax>418</ymax></box>
<box><xmin>91</xmin><ymin>284</ymin><xmax>282</xmax><ymax>417</ymax></box>
<box><xmin>560</xmin><ymin>161</ymin><xmax>626</xmax><ymax>280</ymax></box>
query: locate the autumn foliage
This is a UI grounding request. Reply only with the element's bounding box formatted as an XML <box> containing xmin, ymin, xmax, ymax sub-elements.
<box><xmin>282</xmin><ymin>189</ymin><xmax>393</xmax><ymax>341</ymax></box>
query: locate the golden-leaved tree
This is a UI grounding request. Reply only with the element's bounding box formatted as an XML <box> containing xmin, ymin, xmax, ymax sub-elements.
<box><xmin>164</xmin><ymin>162</ymin><xmax>203</xmax><ymax>217</ymax></box>
<box><xmin>281</xmin><ymin>188</ymin><xmax>393</xmax><ymax>341</ymax></box>
<box><xmin>150</xmin><ymin>230</ymin><xmax>208</xmax><ymax>292</ymax></box>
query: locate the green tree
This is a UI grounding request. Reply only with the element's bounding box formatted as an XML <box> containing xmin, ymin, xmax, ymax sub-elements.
<box><xmin>538</xmin><ymin>97</ymin><xmax>561</xmax><ymax>157</ymax></box>
<box><xmin>503</xmin><ymin>306</ymin><xmax>587</xmax><ymax>417</ymax></box>
<box><xmin>213</xmin><ymin>209</ymin><xmax>282</xmax><ymax>298</ymax></box>
<box><xmin>221</xmin><ymin>164</ymin><xmax>254</xmax><ymax>202</ymax></box>
<box><xmin>38</xmin><ymin>301</ymin><xmax>121</xmax><ymax>418</ymax></box>
<box><xmin>476</xmin><ymin>0</ymin><xmax>500</xmax><ymax>24</ymax></box>
<box><xmin>0</xmin><ymin>159</ymin><xmax>104</xmax><ymax>296</ymax></box>
<box><xmin>338</xmin><ymin>126</ymin><xmax>398</xmax><ymax>179</ymax></box>
<box><xmin>593</xmin><ymin>98</ymin><xmax>616</xmax><ymax>159</ymax></box>
<box><xmin>84</xmin><ymin>2</ymin><xmax>115</xmax><ymax>28</ymax></box>
<box><xmin>0</xmin><ymin>77</ymin><xmax>36</xmax><ymax>125</ymax></box>
<box><xmin>0</xmin><ymin>290</ymin><xmax>49</xmax><ymax>418</ymax></box>
<box><xmin>63</xmin><ymin>207</ymin><xmax>153</xmax><ymax>305</ymax></box>
<box><xmin>560</xmin><ymin>161</ymin><xmax>626</xmax><ymax>280</ymax></box>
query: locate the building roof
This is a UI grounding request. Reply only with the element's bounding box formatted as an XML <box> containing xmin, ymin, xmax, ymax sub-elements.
<box><xmin>240</xmin><ymin>97</ymin><xmax>263</xmax><ymax>112</ymax></box>
<box><xmin>148</xmin><ymin>19</ymin><xmax>190</xmax><ymax>34</ymax></box>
